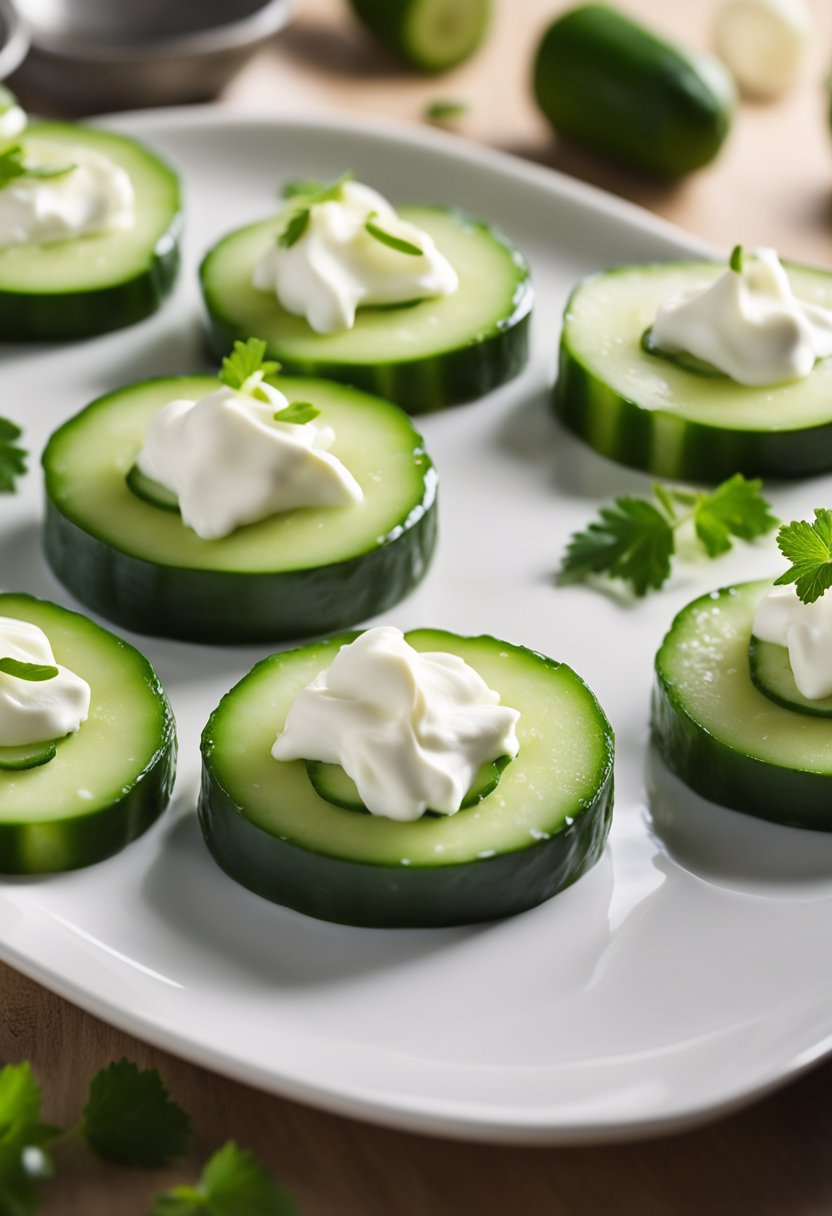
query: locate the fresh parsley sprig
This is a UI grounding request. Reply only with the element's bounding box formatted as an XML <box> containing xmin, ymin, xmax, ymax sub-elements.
<box><xmin>0</xmin><ymin>145</ymin><xmax>76</xmax><ymax>192</ymax></box>
<box><xmin>364</xmin><ymin>211</ymin><xmax>422</xmax><ymax>256</ymax></box>
<box><xmin>278</xmin><ymin>172</ymin><xmax>353</xmax><ymax>249</ymax></box>
<box><xmin>773</xmin><ymin>508</ymin><xmax>832</xmax><ymax>603</ymax></box>
<box><xmin>151</xmin><ymin>1142</ymin><xmax>296</xmax><ymax>1216</ymax></box>
<box><xmin>0</xmin><ymin>417</ymin><xmax>27</xmax><ymax>493</ymax></box>
<box><xmin>219</xmin><ymin>338</ymin><xmax>281</xmax><ymax>402</ymax></box>
<box><xmin>559</xmin><ymin>474</ymin><xmax>778</xmax><ymax>597</ymax></box>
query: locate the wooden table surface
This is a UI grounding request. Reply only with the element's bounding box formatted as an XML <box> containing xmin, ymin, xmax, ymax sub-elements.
<box><xmin>3</xmin><ymin>1</ymin><xmax>832</xmax><ymax>1212</ymax></box>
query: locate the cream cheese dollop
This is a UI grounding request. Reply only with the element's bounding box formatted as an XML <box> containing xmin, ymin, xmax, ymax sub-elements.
<box><xmin>651</xmin><ymin>247</ymin><xmax>832</xmax><ymax>386</ymax></box>
<box><xmin>136</xmin><ymin>379</ymin><xmax>363</xmax><ymax>541</ymax></box>
<box><xmin>252</xmin><ymin>180</ymin><xmax>459</xmax><ymax>334</ymax></box>
<box><xmin>272</xmin><ymin>626</ymin><xmax>520</xmax><ymax>822</ymax></box>
<box><xmin>0</xmin><ymin>618</ymin><xmax>90</xmax><ymax>747</ymax></box>
<box><xmin>0</xmin><ymin>137</ymin><xmax>135</xmax><ymax>248</ymax></box>
<box><xmin>752</xmin><ymin>584</ymin><xmax>832</xmax><ymax>699</ymax></box>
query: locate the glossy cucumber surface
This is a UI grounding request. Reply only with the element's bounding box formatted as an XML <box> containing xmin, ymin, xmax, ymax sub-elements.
<box><xmin>348</xmin><ymin>0</ymin><xmax>492</xmax><ymax>72</ymax></box>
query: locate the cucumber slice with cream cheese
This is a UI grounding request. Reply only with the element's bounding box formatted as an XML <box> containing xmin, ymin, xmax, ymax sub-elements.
<box><xmin>556</xmin><ymin>260</ymin><xmax>832</xmax><ymax>481</ymax></box>
<box><xmin>200</xmin><ymin>206</ymin><xmax>532</xmax><ymax>414</ymax></box>
<box><xmin>0</xmin><ymin>123</ymin><xmax>181</xmax><ymax>342</ymax></box>
<box><xmin>0</xmin><ymin>594</ymin><xmax>176</xmax><ymax>874</ymax></box>
<box><xmin>306</xmin><ymin>753</ymin><xmax>510</xmax><ymax>814</ymax></box>
<box><xmin>653</xmin><ymin>580</ymin><xmax>832</xmax><ymax>830</ymax></box>
<box><xmin>199</xmin><ymin>629</ymin><xmax>614</xmax><ymax>928</ymax></box>
<box><xmin>43</xmin><ymin>375</ymin><xmax>437</xmax><ymax>644</ymax></box>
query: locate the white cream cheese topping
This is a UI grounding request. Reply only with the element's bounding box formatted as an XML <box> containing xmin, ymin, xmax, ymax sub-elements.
<box><xmin>651</xmin><ymin>247</ymin><xmax>832</xmax><ymax>386</ymax></box>
<box><xmin>0</xmin><ymin>141</ymin><xmax>136</xmax><ymax>248</ymax></box>
<box><xmin>714</xmin><ymin>0</ymin><xmax>810</xmax><ymax>99</ymax></box>
<box><xmin>252</xmin><ymin>180</ymin><xmax>459</xmax><ymax>334</ymax></box>
<box><xmin>0</xmin><ymin>618</ymin><xmax>90</xmax><ymax>747</ymax></box>
<box><xmin>136</xmin><ymin>379</ymin><xmax>363</xmax><ymax>541</ymax></box>
<box><xmin>753</xmin><ymin>583</ymin><xmax>832</xmax><ymax>699</ymax></box>
<box><xmin>272</xmin><ymin>626</ymin><xmax>520</xmax><ymax>822</ymax></box>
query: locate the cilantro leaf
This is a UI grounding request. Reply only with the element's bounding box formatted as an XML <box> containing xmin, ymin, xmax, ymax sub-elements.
<box><xmin>274</xmin><ymin>402</ymin><xmax>320</xmax><ymax>425</ymax></box>
<box><xmin>150</xmin><ymin>1142</ymin><xmax>295</xmax><ymax>1216</ymax></box>
<box><xmin>773</xmin><ymin>508</ymin><xmax>832</xmax><ymax>603</ymax></box>
<box><xmin>364</xmin><ymin>213</ymin><xmax>422</xmax><ymax>256</ymax></box>
<box><xmin>82</xmin><ymin>1060</ymin><xmax>191</xmax><ymax>1167</ymax></box>
<box><xmin>560</xmin><ymin>498</ymin><xmax>674</xmax><ymax>596</ymax></box>
<box><xmin>0</xmin><ymin>417</ymin><xmax>26</xmax><ymax>493</ymax></box>
<box><xmin>278</xmin><ymin>208</ymin><xmax>310</xmax><ymax>248</ymax></box>
<box><xmin>692</xmin><ymin>473</ymin><xmax>778</xmax><ymax>557</ymax></box>
<box><xmin>219</xmin><ymin>339</ymin><xmax>280</xmax><ymax>393</ymax></box>
<box><xmin>424</xmin><ymin>98</ymin><xmax>468</xmax><ymax>122</ymax></box>
<box><xmin>0</xmin><ymin>659</ymin><xmax>58</xmax><ymax>682</ymax></box>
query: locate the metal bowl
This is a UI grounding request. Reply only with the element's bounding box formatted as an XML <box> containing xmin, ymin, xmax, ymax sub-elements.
<box><xmin>0</xmin><ymin>0</ymin><xmax>30</xmax><ymax>81</ymax></box>
<box><xmin>12</xmin><ymin>0</ymin><xmax>293</xmax><ymax>111</ymax></box>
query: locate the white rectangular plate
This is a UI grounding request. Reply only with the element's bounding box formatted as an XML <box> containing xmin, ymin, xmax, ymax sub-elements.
<box><xmin>2</xmin><ymin>112</ymin><xmax>831</xmax><ymax>1145</ymax></box>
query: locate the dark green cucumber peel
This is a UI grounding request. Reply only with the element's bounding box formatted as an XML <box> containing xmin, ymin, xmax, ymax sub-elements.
<box><xmin>43</xmin><ymin>376</ymin><xmax>438</xmax><ymax>644</ymax></box>
<box><xmin>348</xmin><ymin>0</ymin><xmax>492</xmax><ymax>73</ymax></box>
<box><xmin>0</xmin><ymin>741</ymin><xmax>57</xmax><ymax>771</ymax></box>
<box><xmin>652</xmin><ymin>582</ymin><xmax>832</xmax><ymax>831</ymax></box>
<box><xmin>0</xmin><ymin>594</ymin><xmax>176</xmax><ymax>874</ymax></box>
<box><xmin>0</xmin><ymin>124</ymin><xmax>181</xmax><ymax>342</ymax></box>
<box><xmin>534</xmin><ymin>4</ymin><xmax>734</xmax><ymax>178</ymax></box>
<box><xmin>748</xmin><ymin>637</ymin><xmax>832</xmax><ymax>719</ymax></box>
<box><xmin>555</xmin><ymin>263</ymin><xmax>832</xmax><ymax>482</ymax></box>
<box><xmin>199</xmin><ymin>630</ymin><xmax>614</xmax><ymax>928</ymax></box>
<box><xmin>306</xmin><ymin>754</ymin><xmax>510</xmax><ymax>814</ymax></box>
<box><xmin>199</xmin><ymin>208</ymin><xmax>532</xmax><ymax>415</ymax></box>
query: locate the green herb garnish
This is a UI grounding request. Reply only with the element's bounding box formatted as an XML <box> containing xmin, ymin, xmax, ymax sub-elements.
<box><xmin>278</xmin><ymin>172</ymin><xmax>354</xmax><ymax>248</ymax></box>
<box><xmin>274</xmin><ymin>401</ymin><xmax>320</xmax><ymax>425</ymax></box>
<box><xmin>424</xmin><ymin>98</ymin><xmax>468</xmax><ymax>123</ymax></box>
<box><xmin>219</xmin><ymin>338</ymin><xmax>280</xmax><ymax>402</ymax></box>
<box><xmin>150</xmin><ymin>1142</ymin><xmax>296</xmax><ymax>1216</ymax></box>
<box><xmin>81</xmin><ymin>1059</ymin><xmax>192</xmax><ymax>1167</ymax></box>
<box><xmin>364</xmin><ymin>212</ymin><xmax>422</xmax><ymax>256</ymax></box>
<box><xmin>729</xmin><ymin>243</ymin><xmax>744</xmax><ymax>273</ymax></box>
<box><xmin>0</xmin><ymin>145</ymin><xmax>76</xmax><ymax>191</ymax></box>
<box><xmin>559</xmin><ymin>474</ymin><xmax>778</xmax><ymax>597</ymax></box>
<box><xmin>0</xmin><ymin>417</ymin><xmax>27</xmax><ymax>492</ymax></box>
<box><xmin>0</xmin><ymin>658</ymin><xmax>58</xmax><ymax>682</ymax></box>
<box><xmin>773</xmin><ymin>508</ymin><xmax>832</xmax><ymax>604</ymax></box>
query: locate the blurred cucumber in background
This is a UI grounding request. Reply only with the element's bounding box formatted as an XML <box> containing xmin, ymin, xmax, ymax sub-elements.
<box><xmin>347</xmin><ymin>0</ymin><xmax>492</xmax><ymax>72</ymax></box>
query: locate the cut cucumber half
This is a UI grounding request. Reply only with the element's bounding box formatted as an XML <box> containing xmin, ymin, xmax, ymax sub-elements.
<box><xmin>0</xmin><ymin>741</ymin><xmax>57</xmax><ymax>772</ymax></box>
<box><xmin>43</xmin><ymin>375</ymin><xmax>438</xmax><ymax>644</ymax></box>
<box><xmin>125</xmin><ymin>463</ymin><xmax>179</xmax><ymax>512</ymax></box>
<box><xmin>556</xmin><ymin>261</ymin><xmax>832</xmax><ymax>481</ymax></box>
<box><xmin>305</xmin><ymin>754</ymin><xmax>510</xmax><ymax>814</ymax></box>
<box><xmin>0</xmin><ymin>123</ymin><xmax>181</xmax><ymax>342</ymax></box>
<box><xmin>0</xmin><ymin>594</ymin><xmax>176</xmax><ymax>874</ymax></box>
<box><xmin>749</xmin><ymin>636</ymin><xmax>832</xmax><ymax>718</ymax></box>
<box><xmin>200</xmin><ymin>206</ymin><xmax>532</xmax><ymax>414</ymax></box>
<box><xmin>199</xmin><ymin>629</ymin><xmax>614</xmax><ymax>928</ymax></box>
<box><xmin>653</xmin><ymin>580</ymin><xmax>832</xmax><ymax>830</ymax></box>
<box><xmin>348</xmin><ymin>0</ymin><xmax>492</xmax><ymax>73</ymax></box>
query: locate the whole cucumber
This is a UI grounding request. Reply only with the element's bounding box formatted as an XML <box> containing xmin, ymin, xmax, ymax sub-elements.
<box><xmin>533</xmin><ymin>4</ymin><xmax>736</xmax><ymax>177</ymax></box>
<box><xmin>348</xmin><ymin>0</ymin><xmax>492</xmax><ymax>74</ymax></box>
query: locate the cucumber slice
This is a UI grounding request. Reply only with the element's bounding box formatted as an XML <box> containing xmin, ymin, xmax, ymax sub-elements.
<box><xmin>199</xmin><ymin>629</ymin><xmax>614</xmax><ymax>928</ymax></box>
<box><xmin>305</xmin><ymin>754</ymin><xmax>510</xmax><ymax>814</ymax></box>
<box><xmin>556</xmin><ymin>261</ymin><xmax>832</xmax><ymax>481</ymax></box>
<box><xmin>0</xmin><ymin>741</ymin><xmax>57</xmax><ymax>772</ymax></box>
<box><xmin>43</xmin><ymin>375</ymin><xmax>438</xmax><ymax>643</ymax></box>
<box><xmin>0</xmin><ymin>594</ymin><xmax>176</xmax><ymax>874</ymax></box>
<box><xmin>125</xmin><ymin>463</ymin><xmax>180</xmax><ymax>512</ymax></box>
<box><xmin>533</xmin><ymin>4</ymin><xmax>735</xmax><ymax>178</ymax></box>
<box><xmin>199</xmin><ymin>206</ymin><xmax>532</xmax><ymax>414</ymax></box>
<box><xmin>748</xmin><ymin>636</ymin><xmax>832</xmax><ymax>718</ymax></box>
<box><xmin>653</xmin><ymin>580</ymin><xmax>832</xmax><ymax>831</ymax></box>
<box><xmin>348</xmin><ymin>0</ymin><xmax>492</xmax><ymax>73</ymax></box>
<box><xmin>0</xmin><ymin>123</ymin><xmax>181</xmax><ymax>342</ymax></box>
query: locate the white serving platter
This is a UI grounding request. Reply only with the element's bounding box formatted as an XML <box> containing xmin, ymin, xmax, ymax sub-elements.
<box><xmin>1</xmin><ymin>110</ymin><xmax>831</xmax><ymax>1145</ymax></box>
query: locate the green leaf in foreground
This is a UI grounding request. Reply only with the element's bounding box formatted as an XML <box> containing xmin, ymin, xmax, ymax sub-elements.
<box><xmin>150</xmin><ymin>1142</ymin><xmax>296</xmax><ymax>1216</ymax></box>
<box><xmin>0</xmin><ymin>659</ymin><xmax>58</xmax><ymax>682</ymax></box>
<box><xmin>219</xmin><ymin>338</ymin><xmax>280</xmax><ymax>394</ymax></box>
<box><xmin>773</xmin><ymin>508</ymin><xmax>832</xmax><ymax>603</ymax></box>
<box><xmin>559</xmin><ymin>474</ymin><xmax>778</xmax><ymax>597</ymax></box>
<box><xmin>424</xmin><ymin>98</ymin><xmax>468</xmax><ymax>123</ymax></box>
<box><xmin>82</xmin><ymin>1060</ymin><xmax>192</xmax><ymax>1167</ymax></box>
<box><xmin>364</xmin><ymin>213</ymin><xmax>422</xmax><ymax>256</ymax></box>
<box><xmin>0</xmin><ymin>418</ymin><xmax>27</xmax><ymax>493</ymax></box>
<box><xmin>274</xmin><ymin>401</ymin><xmax>320</xmax><ymax>425</ymax></box>
<box><xmin>0</xmin><ymin>1063</ymin><xmax>59</xmax><ymax>1216</ymax></box>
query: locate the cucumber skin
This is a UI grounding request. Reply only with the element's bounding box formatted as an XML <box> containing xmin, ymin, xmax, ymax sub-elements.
<box><xmin>652</xmin><ymin>589</ymin><xmax>832</xmax><ymax>832</ymax></box>
<box><xmin>554</xmin><ymin>326</ymin><xmax>832</xmax><ymax>483</ymax></box>
<box><xmin>748</xmin><ymin>637</ymin><xmax>832</xmax><ymax>719</ymax></box>
<box><xmin>347</xmin><ymin>0</ymin><xmax>491</xmax><ymax>73</ymax></box>
<box><xmin>534</xmin><ymin>4</ymin><xmax>734</xmax><ymax>178</ymax></box>
<box><xmin>198</xmin><ymin>752</ymin><xmax>613</xmax><ymax>929</ymax></box>
<box><xmin>43</xmin><ymin>490</ymin><xmax>438</xmax><ymax>645</ymax></box>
